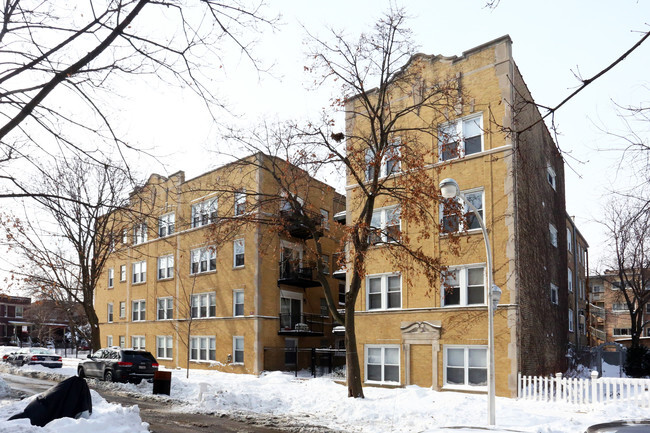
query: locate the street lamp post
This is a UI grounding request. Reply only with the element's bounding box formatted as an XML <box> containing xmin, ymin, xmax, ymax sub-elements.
<box><xmin>439</xmin><ymin>178</ymin><xmax>501</xmax><ymax>426</ymax></box>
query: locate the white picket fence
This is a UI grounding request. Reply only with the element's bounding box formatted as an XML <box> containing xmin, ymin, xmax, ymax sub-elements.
<box><xmin>518</xmin><ymin>371</ymin><xmax>650</xmax><ymax>408</ymax></box>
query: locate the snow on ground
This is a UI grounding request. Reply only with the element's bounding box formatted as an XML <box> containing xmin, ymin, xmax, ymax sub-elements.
<box><xmin>0</xmin><ymin>345</ymin><xmax>648</xmax><ymax>432</ymax></box>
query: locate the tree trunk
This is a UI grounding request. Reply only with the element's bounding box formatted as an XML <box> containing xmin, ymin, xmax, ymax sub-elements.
<box><xmin>345</xmin><ymin>294</ymin><xmax>364</xmax><ymax>398</ymax></box>
<box><xmin>85</xmin><ymin>304</ymin><xmax>101</xmax><ymax>352</ymax></box>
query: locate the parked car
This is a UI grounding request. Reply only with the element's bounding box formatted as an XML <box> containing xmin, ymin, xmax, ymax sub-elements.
<box><xmin>6</xmin><ymin>347</ymin><xmax>62</xmax><ymax>368</ymax></box>
<box><xmin>77</xmin><ymin>347</ymin><xmax>159</xmax><ymax>383</ymax></box>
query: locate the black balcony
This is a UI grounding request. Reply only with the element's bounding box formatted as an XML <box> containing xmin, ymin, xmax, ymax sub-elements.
<box><xmin>279</xmin><ymin>208</ymin><xmax>323</xmax><ymax>239</ymax></box>
<box><xmin>278</xmin><ymin>262</ymin><xmax>321</xmax><ymax>288</ymax></box>
<box><xmin>278</xmin><ymin>312</ymin><xmax>327</xmax><ymax>336</ymax></box>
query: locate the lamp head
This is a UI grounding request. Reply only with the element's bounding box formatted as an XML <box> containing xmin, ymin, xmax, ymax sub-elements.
<box><xmin>439</xmin><ymin>178</ymin><xmax>460</xmax><ymax>199</ymax></box>
<box><xmin>491</xmin><ymin>284</ymin><xmax>502</xmax><ymax>304</ymax></box>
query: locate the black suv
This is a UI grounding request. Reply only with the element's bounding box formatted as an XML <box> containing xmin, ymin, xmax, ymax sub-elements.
<box><xmin>77</xmin><ymin>347</ymin><xmax>159</xmax><ymax>383</ymax></box>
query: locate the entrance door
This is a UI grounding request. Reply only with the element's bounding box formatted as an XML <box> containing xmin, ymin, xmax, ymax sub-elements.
<box><xmin>280</xmin><ymin>297</ymin><xmax>302</xmax><ymax>330</ymax></box>
<box><xmin>410</xmin><ymin>345</ymin><xmax>433</xmax><ymax>388</ymax></box>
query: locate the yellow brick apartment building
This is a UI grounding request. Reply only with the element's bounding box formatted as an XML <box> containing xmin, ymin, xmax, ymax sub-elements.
<box><xmin>96</xmin><ymin>154</ymin><xmax>344</xmax><ymax>374</ymax></box>
<box><xmin>346</xmin><ymin>36</ymin><xmax>578</xmax><ymax>397</ymax></box>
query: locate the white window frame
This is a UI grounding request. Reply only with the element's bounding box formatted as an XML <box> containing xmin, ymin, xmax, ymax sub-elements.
<box><xmin>550</xmin><ymin>283</ymin><xmax>559</xmax><ymax>305</ymax></box>
<box><xmin>234</xmin><ymin>190</ymin><xmax>246</xmax><ymax>216</ymax></box>
<box><xmin>119</xmin><ymin>301</ymin><xmax>126</xmax><ymax>319</ymax></box>
<box><xmin>233</xmin><ymin>290</ymin><xmax>244</xmax><ymax>317</ymax></box>
<box><xmin>567</xmin><ymin>228</ymin><xmax>572</xmax><ymax>253</ymax></box>
<box><xmin>443</xmin><ymin>345</ymin><xmax>488</xmax><ymax>390</ymax></box>
<box><xmin>122</xmin><ymin>228</ymin><xmax>128</xmax><ymax>245</ymax></box>
<box><xmin>191</xmin><ymin>292</ymin><xmax>216</xmax><ymax>319</ymax></box>
<box><xmin>549</xmin><ymin>224</ymin><xmax>558</xmax><ymax>247</ymax></box>
<box><xmin>440</xmin><ymin>189</ymin><xmax>484</xmax><ymax>233</ymax></box>
<box><xmin>157</xmin><ymin>297</ymin><xmax>173</xmax><ymax>320</ymax></box>
<box><xmin>132</xmin><ymin>260</ymin><xmax>146</xmax><ymax>284</ymax></box>
<box><xmin>320</xmin><ymin>208</ymin><xmax>330</xmax><ymax>230</ymax></box>
<box><xmin>369</xmin><ymin>205</ymin><xmax>401</xmax><ymax>245</ymax></box>
<box><xmin>133</xmin><ymin>222</ymin><xmax>147</xmax><ymax>245</ymax></box>
<box><xmin>120</xmin><ymin>265</ymin><xmax>126</xmax><ymax>282</ymax></box>
<box><xmin>233</xmin><ymin>336</ymin><xmax>244</xmax><ymax>364</ymax></box>
<box><xmin>190</xmin><ymin>336</ymin><xmax>216</xmax><ymax>362</ymax></box>
<box><xmin>612</xmin><ymin>303</ymin><xmax>627</xmax><ymax>312</ymax></box>
<box><xmin>569</xmin><ymin>308</ymin><xmax>574</xmax><ymax>333</ymax></box>
<box><xmin>568</xmin><ymin>268</ymin><xmax>573</xmax><ymax>293</ymax></box>
<box><xmin>132</xmin><ymin>300</ymin><xmax>146</xmax><ymax>322</ymax></box>
<box><xmin>156</xmin><ymin>335</ymin><xmax>173</xmax><ymax>360</ymax></box>
<box><xmin>438</xmin><ymin>113</ymin><xmax>483</xmax><ymax>161</ymax></box>
<box><xmin>321</xmin><ymin>254</ymin><xmax>330</xmax><ymax>274</ymax></box>
<box><xmin>233</xmin><ymin>239</ymin><xmax>245</xmax><ymax>268</ymax></box>
<box><xmin>190</xmin><ymin>246</ymin><xmax>217</xmax><ymax>274</ymax></box>
<box><xmin>442</xmin><ymin>265</ymin><xmax>486</xmax><ymax>307</ymax></box>
<box><xmin>107</xmin><ymin>335</ymin><xmax>113</xmax><ymax>347</ymax></box>
<box><xmin>107</xmin><ymin>303</ymin><xmax>113</xmax><ymax>323</ymax></box>
<box><xmin>366</xmin><ymin>273</ymin><xmax>402</xmax><ymax>311</ymax></box>
<box><xmin>131</xmin><ymin>335</ymin><xmax>146</xmax><ymax>351</ymax></box>
<box><xmin>157</xmin><ymin>254</ymin><xmax>174</xmax><ymax>280</ymax></box>
<box><xmin>15</xmin><ymin>305</ymin><xmax>23</xmax><ymax>318</ymax></box>
<box><xmin>158</xmin><ymin>212</ymin><xmax>175</xmax><ymax>237</ymax></box>
<box><xmin>191</xmin><ymin>198</ymin><xmax>218</xmax><ymax>228</ymax></box>
<box><xmin>547</xmin><ymin>164</ymin><xmax>557</xmax><ymax>190</ymax></box>
<box><xmin>108</xmin><ymin>268</ymin><xmax>114</xmax><ymax>288</ymax></box>
<box><xmin>364</xmin><ymin>344</ymin><xmax>400</xmax><ymax>384</ymax></box>
<box><xmin>613</xmin><ymin>328</ymin><xmax>631</xmax><ymax>337</ymax></box>
<box><xmin>119</xmin><ymin>336</ymin><xmax>125</xmax><ymax>348</ymax></box>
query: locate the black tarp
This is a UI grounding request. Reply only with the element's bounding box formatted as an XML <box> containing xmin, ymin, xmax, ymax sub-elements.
<box><xmin>8</xmin><ymin>375</ymin><xmax>92</xmax><ymax>427</ymax></box>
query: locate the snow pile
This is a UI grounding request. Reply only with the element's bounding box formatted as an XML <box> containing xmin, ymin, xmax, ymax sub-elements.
<box><xmin>0</xmin><ymin>375</ymin><xmax>11</xmax><ymax>397</ymax></box>
<box><xmin>0</xmin><ymin>390</ymin><xmax>149</xmax><ymax>433</ymax></box>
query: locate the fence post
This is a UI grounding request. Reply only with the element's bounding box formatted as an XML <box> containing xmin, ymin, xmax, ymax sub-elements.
<box><xmin>591</xmin><ymin>370</ymin><xmax>598</xmax><ymax>407</ymax></box>
<box><xmin>517</xmin><ymin>372</ymin><xmax>521</xmax><ymax>398</ymax></box>
<box><xmin>311</xmin><ymin>348</ymin><xmax>316</xmax><ymax>378</ymax></box>
<box><xmin>555</xmin><ymin>373</ymin><xmax>563</xmax><ymax>403</ymax></box>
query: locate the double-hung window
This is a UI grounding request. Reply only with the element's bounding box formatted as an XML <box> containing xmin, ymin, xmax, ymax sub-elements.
<box><xmin>190</xmin><ymin>247</ymin><xmax>216</xmax><ymax>274</ymax></box>
<box><xmin>366</xmin><ymin>274</ymin><xmax>401</xmax><ymax>310</ymax></box>
<box><xmin>569</xmin><ymin>308</ymin><xmax>574</xmax><ymax>332</ymax></box>
<box><xmin>440</xmin><ymin>189</ymin><xmax>484</xmax><ymax>233</ymax></box>
<box><xmin>549</xmin><ymin>224</ymin><xmax>558</xmax><ymax>247</ymax></box>
<box><xmin>233</xmin><ymin>291</ymin><xmax>244</xmax><ymax>316</ymax></box>
<box><xmin>233</xmin><ymin>336</ymin><xmax>244</xmax><ymax>364</ymax></box>
<box><xmin>132</xmin><ymin>300</ymin><xmax>146</xmax><ymax>321</ymax></box>
<box><xmin>444</xmin><ymin>345</ymin><xmax>487</xmax><ymax>388</ymax></box>
<box><xmin>156</xmin><ymin>336</ymin><xmax>173</xmax><ymax>359</ymax></box>
<box><xmin>190</xmin><ymin>336</ymin><xmax>216</xmax><ymax>361</ymax></box>
<box><xmin>567</xmin><ymin>268</ymin><xmax>573</xmax><ymax>293</ymax></box>
<box><xmin>191</xmin><ymin>198</ymin><xmax>218</xmax><ymax>228</ymax></box>
<box><xmin>438</xmin><ymin>114</ymin><xmax>483</xmax><ymax>161</ymax></box>
<box><xmin>612</xmin><ymin>303</ymin><xmax>627</xmax><ymax>312</ymax></box>
<box><xmin>234</xmin><ymin>190</ymin><xmax>246</xmax><ymax>216</ymax></box>
<box><xmin>364</xmin><ymin>140</ymin><xmax>401</xmax><ymax>181</ymax></box>
<box><xmin>157</xmin><ymin>297</ymin><xmax>173</xmax><ymax>320</ymax></box>
<box><xmin>567</xmin><ymin>228</ymin><xmax>572</xmax><ymax>252</ymax></box>
<box><xmin>107</xmin><ymin>303</ymin><xmax>113</xmax><ymax>323</ymax></box>
<box><xmin>122</xmin><ymin>229</ymin><xmax>128</xmax><ymax>245</ymax></box>
<box><xmin>158</xmin><ymin>255</ymin><xmax>174</xmax><ymax>280</ymax></box>
<box><xmin>108</xmin><ymin>268</ymin><xmax>114</xmax><ymax>288</ymax></box>
<box><xmin>547</xmin><ymin>164</ymin><xmax>557</xmax><ymax>190</ymax></box>
<box><xmin>320</xmin><ymin>209</ymin><xmax>330</xmax><ymax>230</ymax></box>
<box><xmin>132</xmin><ymin>261</ymin><xmax>146</xmax><ymax>284</ymax></box>
<box><xmin>550</xmin><ymin>283</ymin><xmax>559</xmax><ymax>305</ymax></box>
<box><xmin>442</xmin><ymin>266</ymin><xmax>485</xmax><ymax>306</ymax></box>
<box><xmin>119</xmin><ymin>301</ymin><xmax>126</xmax><ymax>318</ymax></box>
<box><xmin>191</xmin><ymin>292</ymin><xmax>216</xmax><ymax>318</ymax></box>
<box><xmin>133</xmin><ymin>222</ymin><xmax>147</xmax><ymax>245</ymax></box>
<box><xmin>369</xmin><ymin>206</ymin><xmax>401</xmax><ymax>245</ymax></box>
<box><xmin>120</xmin><ymin>265</ymin><xmax>126</xmax><ymax>282</ymax></box>
<box><xmin>158</xmin><ymin>213</ymin><xmax>175</xmax><ymax>237</ymax></box>
<box><xmin>233</xmin><ymin>239</ymin><xmax>245</xmax><ymax>268</ymax></box>
<box><xmin>365</xmin><ymin>345</ymin><xmax>399</xmax><ymax>384</ymax></box>
<box><xmin>132</xmin><ymin>336</ymin><xmax>146</xmax><ymax>351</ymax></box>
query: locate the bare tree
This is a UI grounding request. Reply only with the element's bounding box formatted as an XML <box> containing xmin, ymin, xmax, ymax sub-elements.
<box><xmin>0</xmin><ymin>0</ymin><xmax>277</xmax><ymax>199</ymax></box>
<box><xmin>1</xmin><ymin>156</ymin><xmax>133</xmax><ymax>351</ymax></box>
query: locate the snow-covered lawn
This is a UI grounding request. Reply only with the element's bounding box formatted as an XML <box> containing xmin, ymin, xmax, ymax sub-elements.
<box><xmin>0</xmin><ymin>345</ymin><xmax>648</xmax><ymax>432</ymax></box>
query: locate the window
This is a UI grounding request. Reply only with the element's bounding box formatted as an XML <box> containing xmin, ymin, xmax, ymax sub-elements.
<box><xmin>107</xmin><ymin>335</ymin><xmax>113</xmax><ymax>347</ymax></box>
<box><xmin>550</xmin><ymin>283</ymin><xmax>559</xmax><ymax>305</ymax></box>
<box><xmin>132</xmin><ymin>300</ymin><xmax>146</xmax><ymax>321</ymax></box>
<box><xmin>122</xmin><ymin>229</ymin><xmax>128</xmax><ymax>245</ymax></box>
<box><xmin>233</xmin><ymin>239</ymin><xmax>245</xmax><ymax>268</ymax></box>
<box><xmin>440</xmin><ymin>190</ymin><xmax>484</xmax><ymax>232</ymax></box>
<box><xmin>119</xmin><ymin>301</ymin><xmax>126</xmax><ymax>318</ymax></box>
<box><xmin>646</xmin><ymin>328</ymin><xmax>650</xmax><ymax>338</ymax></box>
<box><xmin>568</xmin><ymin>308</ymin><xmax>574</xmax><ymax>332</ymax></box>
<box><xmin>444</xmin><ymin>345</ymin><xmax>487</xmax><ymax>388</ymax></box>
<box><xmin>119</xmin><ymin>336</ymin><xmax>125</xmax><ymax>348</ymax></box>
<box><xmin>568</xmin><ymin>268</ymin><xmax>573</xmax><ymax>293</ymax></box>
<box><xmin>120</xmin><ymin>265</ymin><xmax>126</xmax><ymax>282</ymax></box>
<box><xmin>339</xmin><ymin>283</ymin><xmax>346</xmax><ymax>306</ymax></box>
<box><xmin>442</xmin><ymin>266</ymin><xmax>485</xmax><ymax>306</ymax></box>
<box><xmin>646</xmin><ymin>304</ymin><xmax>650</xmax><ymax>314</ymax></box>
<box><xmin>366</xmin><ymin>274</ymin><xmax>401</xmax><ymax>310</ymax></box>
<box><xmin>233</xmin><ymin>336</ymin><xmax>244</xmax><ymax>364</ymax></box>
<box><xmin>157</xmin><ymin>255</ymin><xmax>174</xmax><ymax>279</ymax></box>
<box><xmin>108</xmin><ymin>268</ymin><xmax>114</xmax><ymax>288</ymax></box>
<box><xmin>438</xmin><ymin>114</ymin><xmax>483</xmax><ymax>161</ymax></box>
<box><xmin>365</xmin><ymin>345</ymin><xmax>399</xmax><ymax>384</ymax></box>
<box><xmin>547</xmin><ymin>164</ymin><xmax>557</xmax><ymax>190</ymax></box>
<box><xmin>369</xmin><ymin>206</ymin><xmax>401</xmax><ymax>244</ymax></box>
<box><xmin>321</xmin><ymin>255</ymin><xmax>330</xmax><ymax>274</ymax></box>
<box><xmin>15</xmin><ymin>306</ymin><xmax>23</xmax><ymax>318</ymax></box>
<box><xmin>190</xmin><ymin>246</ymin><xmax>216</xmax><ymax>274</ymax></box>
<box><xmin>156</xmin><ymin>336</ymin><xmax>173</xmax><ymax>359</ymax></box>
<box><xmin>157</xmin><ymin>297</ymin><xmax>173</xmax><ymax>320</ymax></box>
<box><xmin>320</xmin><ymin>209</ymin><xmax>330</xmax><ymax>230</ymax></box>
<box><xmin>190</xmin><ymin>336</ymin><xmax>216</xmax><ymax>361</ymax></box>
<box><xmin>234</xmin><ymin>190</ymin><xmax>246</xmax><ymax>216</ymax></box>
<box><xmin>592</xmin><ymin>285</ymin><xmax>604</xmax><ymax>293</ymax></box>
<box><xmin>132</xmin><ymin>261</ymin><xmax>146</xmax><ymax>284</ymax></box>
<box><xmin>191</xmin><ymin>198</ymin><xmax>218</xmax><ymax>228</ymax></box>
<box><xmin>191</xmin><ymin>292</ymin><xmax>216</xmax><ymax>318</ymax></box>
<box><xmin>612</xmin><ymin>303</ymin><xmax>627</xmax><ymax>312</ymax></box>
<box><xmin>364</xmin><ymin>140</ymin><xmax>401</xmax><ymax>181</ymax></box>
<box><xmin>233</xmin><ymin>291</ymin><xmax>244</xmax><ymax>316</ymax></box>
<box><xmin>613</xmin><ymin>328</ymin><xmax>631</xmax><ymax>337</ymax></box>
<box><xmin>132</xmin><ymin>336</ymin><xmax>145</xmax><ymax>351</ymax></box>
<box><xmin>158</xmin><ymin>213</ymin><xmax>175</xmax><ymax>237</ymax></box>
<box><xmin>133</xmin><ymin>222</ymin><xmax>147</xmax><ymax>245</ymax></box>
<box><xmin>107</xmin><ymin>303</ymin><xmax>113</xmax><ymax>323</ymax></box>
<box><xmin>320</xmin><ymin>298</ymin><xmax>328</xmax><ymax>317</ymax></box>
<box><xmin>549</xmin><ymin>224</ymin><xmax>558</xmax><ymax>247</ymax></box>
<box><xmin>567</xmin><ymin>228</ymin><xmax>572</xmax><ymax>252</ymax></box>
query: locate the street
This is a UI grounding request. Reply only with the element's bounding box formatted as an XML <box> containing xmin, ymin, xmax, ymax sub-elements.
<box><xmin>0</xmin><ymin>372</ymin><xmax>330</xmax><ymax>433</ymax></box>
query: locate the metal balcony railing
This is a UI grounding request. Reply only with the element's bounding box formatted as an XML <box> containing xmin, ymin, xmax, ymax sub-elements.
<box><xmin>278</xmin><ymin>312</ymin><xmax>327</xmax><ymax>335</ymax></box>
